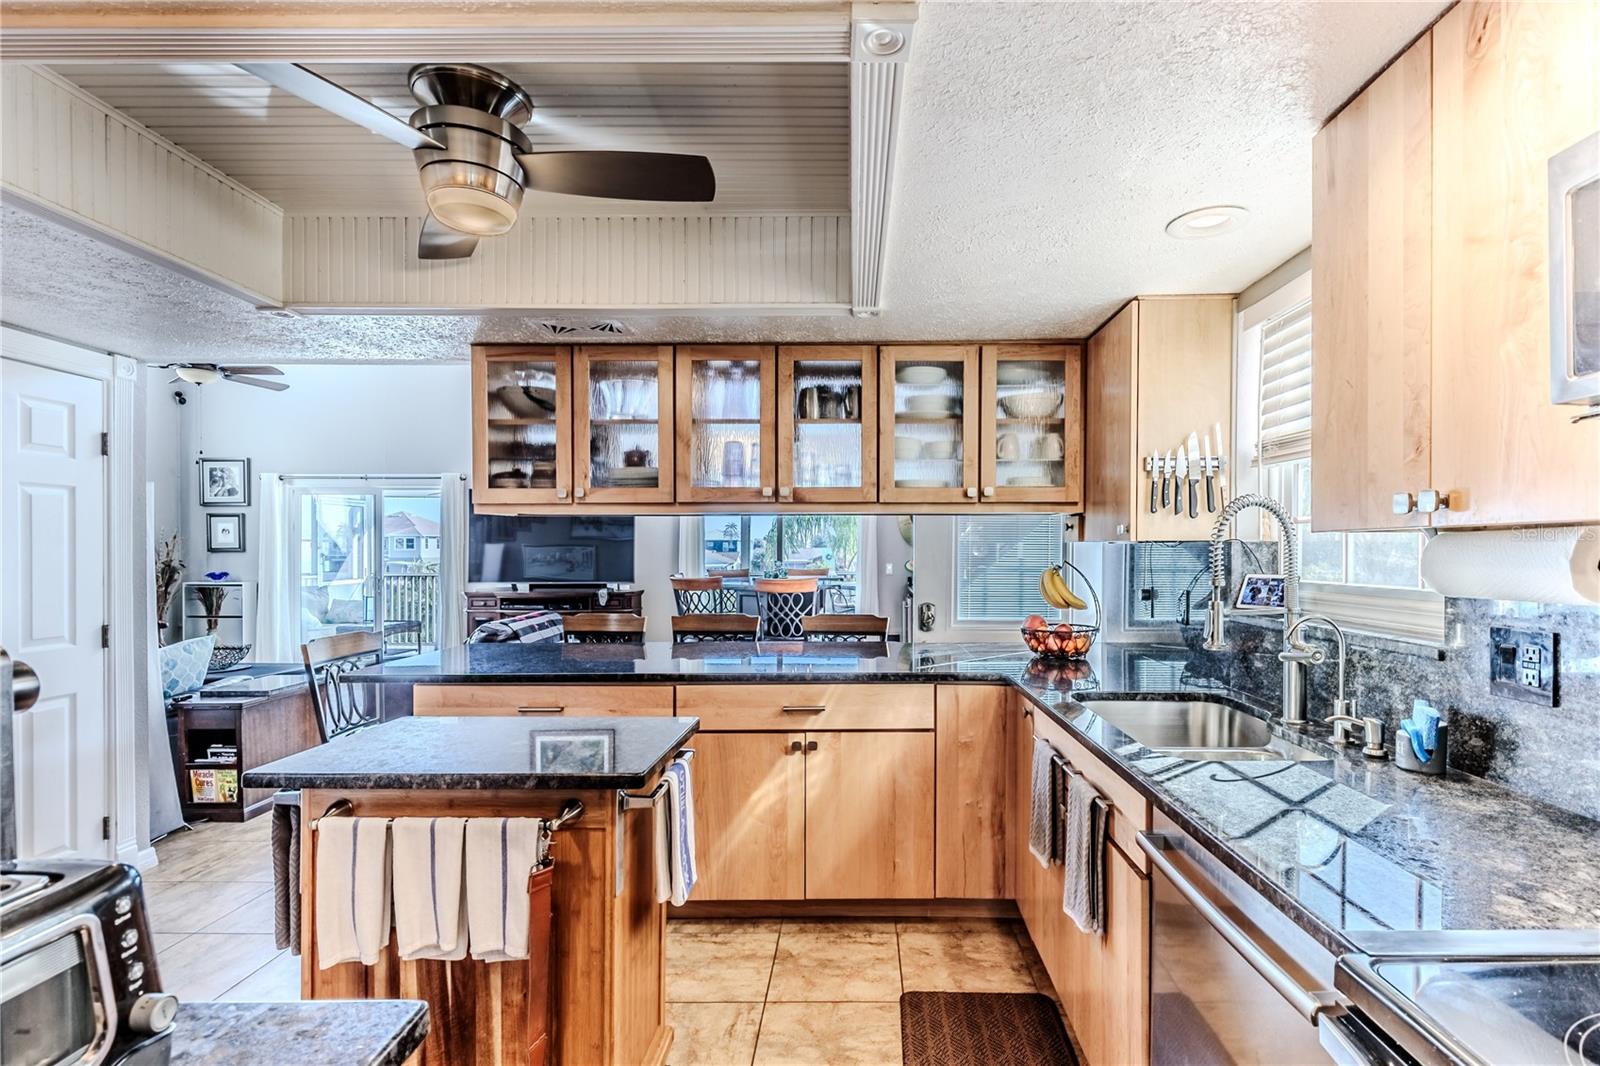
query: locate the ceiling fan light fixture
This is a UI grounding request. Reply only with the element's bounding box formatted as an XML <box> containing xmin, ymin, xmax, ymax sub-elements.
<box><xmin>419</xmin><ymin>161</ymin><xmax>523</xmax><ymax>236</ymax></box>
<box><xmin>1165</xmin><ymin>205</ymin><xmax>1249</xmax><ymax>239</ymax></box>
<box><xmin>174</xmin><ymin>366</ymin><xmax>221</xmax><ymax>386</ymax></box>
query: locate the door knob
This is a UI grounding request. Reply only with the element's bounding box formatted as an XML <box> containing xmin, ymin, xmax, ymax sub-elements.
<box><xmin>4</xmin><ymin>651</ymin><xmax>40</xmax><ymax>712</ymax></box>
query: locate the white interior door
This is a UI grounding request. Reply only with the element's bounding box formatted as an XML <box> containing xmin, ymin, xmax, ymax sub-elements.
<box><xmin>1</xmin><ymin>357</ymin><xmax>110</xmax><ymax>860</ymax></box>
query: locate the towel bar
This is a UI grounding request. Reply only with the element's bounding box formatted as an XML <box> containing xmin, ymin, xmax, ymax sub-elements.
<box><xmin>309</xmin><ymin>798</ymin><xmax>354</xmax><ymax>829</ymax></box>
<box><xmin>615</xmin><ymin>749</ymin><xmax>695</xmax><ymax>895</ymax></box>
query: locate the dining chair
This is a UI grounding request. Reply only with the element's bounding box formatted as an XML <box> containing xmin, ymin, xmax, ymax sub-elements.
<box><xmin>671</xmin><ymin>614</ymin><xmax>759</xmax><ymax>643</ymax></box>
<box><xmin>563</xmin><ymin>612</ymin><xmax>647</xmax><ymax>644</ymax></box>
<box><xmin>671</xmin><ymin>575</ymin><xmax>731</xmax><ymax>615</ymax></box>
<box><xmin>752</xmin><ymin>577</ymin><xmax>819</xmax><ymax>641</ymax></box>
<box><xmin>784</xmin><ymin>566</ymin><xmax>830</xmax><ymax>577</ymax></box>
<box><xmin>301</xmin><ymin>630</ymin><xmax>386</xmax><ymax>743</ymax></box>
<box><xmin>802</xmin><ymin>613</ymin><xmax>890</xmax><ymax>642</ymax></box>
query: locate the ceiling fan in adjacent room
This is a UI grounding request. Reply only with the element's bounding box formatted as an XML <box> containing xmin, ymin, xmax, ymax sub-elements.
<box><xmin>155</xmin><ymin>363</ymin><xmax>290</xmax><ymax>391</ymax></box>
<box><xmin>237</xmin><ymin>62</ymin><xmax>717</xmax><ymax>261</ymax></box>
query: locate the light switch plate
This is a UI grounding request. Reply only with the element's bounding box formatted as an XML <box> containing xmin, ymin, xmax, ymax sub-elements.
<box><xmin>1489</xmin><ymin>626</ymin><xmax>1558</xmax><ymax>706</ymax></box>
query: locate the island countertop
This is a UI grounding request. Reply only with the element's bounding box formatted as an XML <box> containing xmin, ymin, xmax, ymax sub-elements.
<box><xmin>241</xmin><ymin>715</ymin><xmax>698</xmax><ymax>790</ymax></box>
<box><xmin>170</xmin><ymin>1000</ymin><xmax>428</xmax><ymax>1066</ymax></box>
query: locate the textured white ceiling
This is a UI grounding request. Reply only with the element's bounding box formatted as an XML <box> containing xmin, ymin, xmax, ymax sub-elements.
<box><xmin>47</xmin><ymin>61</ymin><xmax>849</xmax><ymax>215</ymax></box>
<box><xmin>1</xmin><ymin>1</ymin><xmax>1447</xmax><ymax>361</ymax></box>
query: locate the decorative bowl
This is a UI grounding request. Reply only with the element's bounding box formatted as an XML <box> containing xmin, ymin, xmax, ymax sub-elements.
<box><xmin>921</xmin><ymin>440</ymin><xmax>956</xmax><ymax>460</ymax></box>
<box><xmin>896</xmin><ymin>365</ymin><xmax>947</xmax><ymax>386</ymax></box>
<box><xmin>999</xmin><ymin>390</ymin><xmax>1061</xmax><ymax>419</ymax></box>
<box><xmin>1020</xmin><ymin>623</ymin><xmax>1096</xmax><ymax>660</ymax></box>
<box><xmin>906</xmin><ymin>393</ymin><xmax>954</xmax><ymax>415</ymax></box>
<box><xmin>894</xmin><ymin>436</ymin><xmax>923</xmax><ymax>460</ymax></box>
<box><xmin>209</xmin><ymin>643</ymin><xmax>251</xmax><ymax>671</ymax></box>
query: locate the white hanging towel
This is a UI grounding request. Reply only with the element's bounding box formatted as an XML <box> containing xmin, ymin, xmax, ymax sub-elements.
<box><xmin>661</xmin><ymin>757</ymin><xmax>698</xmax><ymax>906</ymax></box>
<box><xmin>391</xmin><ymin>817</ymin><xmax>468</xmax><ymax>961</ymax></box>
<box><xmin>652</xmin><ymin>789</ymin><xmax>672</xmax><ymax>905</ymax></box>
<box><xmin>465</xmin><ymin>817</ymin><xmax>548</xmax><ymax>962</ymax></box>
<box><xmin>1061</xmin><ymin>768</ymin><xmax>1108</xmax><ymax>936</ymax></box>
<box><xmin>1027</xmin><ymin>737</ymin><xmax>1055</xmax><ymax>869</ymax></box>
<box><xmin>314</xmin><ymin>816</ymin><xmax>392</xmax><ymax>968</ymax></box>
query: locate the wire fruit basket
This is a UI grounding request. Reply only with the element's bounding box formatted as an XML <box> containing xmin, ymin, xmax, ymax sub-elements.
<box><xmin>1020</xmin><ymin>560</ymin><xmax>1101</xmax><ymax>661</ymax></box>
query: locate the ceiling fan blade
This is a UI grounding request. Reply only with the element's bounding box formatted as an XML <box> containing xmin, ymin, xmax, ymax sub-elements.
<box><xmin>418</xmin><ymin>215</ymin><xmax>480</xmax><ymax>260</ymax></box>
<box><xmin>219</xmin><ymin>365</ymin><xmax>283</xmax><ymax>376</ymax></box>
<box><xmin>238</xmin><ymin>63</ymin><xmax>444</xmax><ymax>152</ymax></box>
<box><xmin>167</xmin><ymin>376</ymin><xmax>183</xmax><ymax>385</ymax></box>
<box><xmin>223</xmin><ymin>374</ymin><xmax>290</xmax><ymax>392</ymax></box>
<box><xmin>514</xmin><ymin>151</ymin><xmax>715</xmax><ymax>202</ymax></box>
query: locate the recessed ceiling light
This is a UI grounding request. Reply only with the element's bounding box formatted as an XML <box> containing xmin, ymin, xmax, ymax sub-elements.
<box><xmin>1165</xmin><ymin>205</ymin><xmax>1249</xmax><ymax>239</ymax></box>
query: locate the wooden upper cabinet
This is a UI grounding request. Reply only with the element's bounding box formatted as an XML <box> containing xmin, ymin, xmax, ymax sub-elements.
<box><xmin>1429</xmin><ymin>1</ymin><xmax>1600</xmax><ymax>527</ymax></box>
<box><xmin>1084</xmin><ymin>298</ymin><xmax>1234</xmax><ymax>541</ymax></box>
<box><xmin>674</xmin><ymin>345</ymin><xmax>777</xmax><ymax>504</ymax></box>
<box><xmin>573</xmin><ymin>345</ymin><xmax>675</xmax><ymax>505</ymax></box>
<box><xmin>1311</xmin><ymin>33</ymin><xmax>1434</xmax><ymax>532</ymax></box>
<box><xmin>776</xmin><ymin>345</ymin><xmax>878</xmax><ymax>505</ymax></box>
<box><xmin>878</xmin><ymin>345</ymin><xmax>982</xmax><ymax>504</ymax></box>
<box><xmin>978</xmin><ymin>344</ymin><xmax>1085</xmax><ymax>508</ymax></box>
<box><xmin>472</xmin><ymin>345</ymin><xmax>573</xmax><ymax>507</ymax></box>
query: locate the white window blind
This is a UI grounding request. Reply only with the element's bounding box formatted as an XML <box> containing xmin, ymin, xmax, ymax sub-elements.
<box><xmin>954</xmin><ymin>514</ymin><xmax>1065</xmax><ymax>623</ymax></box>
<box><xmin>1127</xmin><ymin>542</ymin><xmax>1209</xmax><ymax>626</ymax></box>
<box><xmin>1257</xmin><ymin>299</ymin><xmax>1313</xmax><ymax>463</ymax></box>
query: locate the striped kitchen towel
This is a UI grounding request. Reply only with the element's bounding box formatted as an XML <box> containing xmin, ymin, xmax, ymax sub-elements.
<box><xmin>1060</xmin><ymin>768</ymin><xmax>1108</xmax><ymax>936</ymax></box>
<box><xmin>391</xmin><ymin>817</ymin><xmax>468</xmax><ymax>961</ymax></box>
<box><xmin>661</xmin><ymin>756</ymin><xmax>698</xmax><ymax>906</ymax></box>
<box><xmin>465</xmin><ymin>817</ymin><xmax>549</xmax><ymax>962</ymax></box>
<box><xmin>1027</xmin><ymin>737</ymin><xmax>1056</xmax><ymax>868</ymax></box>
<box><xmin>467</xmin><ymin>610</ymin><xmax>564</xmax><ymax>644</ymax></box>
<box><xmin>313</xmin><ymin>816</ymin><xmax>391</xmax><ymax>968</ymax></box>
<box><xmin>270</xmin><ymin>792</ymin><xmax>301</xmax><ymax>953</ymax></box>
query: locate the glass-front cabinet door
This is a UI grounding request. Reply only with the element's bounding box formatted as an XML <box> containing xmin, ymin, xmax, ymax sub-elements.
<box><xmin>776</xmin><ymin>345</ymin><xmax>877</xmax><ymax>504</ymax></box>
<box><xmin>574</xmin><ymin>345</ymin><xmax>675</xmax><ymax>504</ymax></box>
<box><xmin>676</xmin><ymin>345</ymin><xmax>777</xmax><ymax>503</ymax></box>
<box><xmin>472</xmin><ymin>345</ymin><xmax>572</xmax><ymax>506</ymax></box>
<box><xmin>877</xmin><ymin>345</ymin><xmax>980</xmax><ymax>504</ymax></box>
<box><xmin>979</xmin><ymin>343</ymin><xmax>1084</xmax><ymax>507</ymax></box>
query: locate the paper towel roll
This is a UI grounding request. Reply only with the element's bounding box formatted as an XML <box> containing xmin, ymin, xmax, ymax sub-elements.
<box><xmin>1420</xmin><ymin>526</ymin><xmax>1600</xmax><ymax>605</ymax></box>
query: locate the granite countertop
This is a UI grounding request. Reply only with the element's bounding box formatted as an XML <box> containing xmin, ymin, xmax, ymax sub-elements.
<box><xmin>170</xmin><ymin>1000</ymin><xmax>427</xmax><ymax>1066</ymax></box>
<box><xmin>241</xmin><ymin>715</ymin><xmax>698</xmax><ymax>790</ymax></box>
<box><xmin>175</xmin><ymin>664</ymin><xmax>308</xmax><ymax>710</ymax></box>
<box><xmin>348</xmin><ymin>639</ymin><xmax>1600</xmax><ymax>953</ymax></box>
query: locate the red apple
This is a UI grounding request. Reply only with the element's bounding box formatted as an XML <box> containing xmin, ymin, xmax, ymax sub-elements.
<box><xmin>1024</xmin><ymin>614</ymin><xmax>1047</xmax><ymax>630</ymax></box>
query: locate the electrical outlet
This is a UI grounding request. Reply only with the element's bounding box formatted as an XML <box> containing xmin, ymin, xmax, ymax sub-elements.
<box><xmin>1489</xmin><ymin>626</ymin><xmax>1558</xmax><ymax>706</ymax></box>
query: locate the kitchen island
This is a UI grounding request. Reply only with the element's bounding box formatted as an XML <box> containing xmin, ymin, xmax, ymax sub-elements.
<box><xmin>243</xmin><ymin>715</ymin><xmax>697</xmax><ymax>1066</ymax></box>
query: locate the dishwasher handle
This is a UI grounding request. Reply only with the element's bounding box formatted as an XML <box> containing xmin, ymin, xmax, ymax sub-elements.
<box><xmin>1138</xmin><ymin>831</ymin><xmax>1344</xmax><ymax>1023</ymax></box>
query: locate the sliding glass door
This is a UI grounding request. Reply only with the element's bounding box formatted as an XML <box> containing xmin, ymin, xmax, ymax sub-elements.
<box><xmin>289</xmin><ymin>481</ymin><xmax>442</xmax><ymax>655</ymax></box>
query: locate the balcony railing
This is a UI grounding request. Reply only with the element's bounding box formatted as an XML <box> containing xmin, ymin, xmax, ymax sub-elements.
<box><xmin>382</xmin><ymin>573</ymin><xmax>439</xmax><ymax>651</ymax></box>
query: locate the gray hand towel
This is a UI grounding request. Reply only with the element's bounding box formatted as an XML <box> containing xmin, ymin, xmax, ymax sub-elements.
<box><xmin>271</xmin><ymin>792</ymin><xmax>301</xmax><ymax>953</ymax></box>
<box><xmin>1028</xmin><ymin>737</ymin><xmax>1055</xmax><ymax>869</ymax></box>
<box><xmin>1061</xmin><ymin>768</ymin><xmax>1108</xmax><ymax>935</ymax></box>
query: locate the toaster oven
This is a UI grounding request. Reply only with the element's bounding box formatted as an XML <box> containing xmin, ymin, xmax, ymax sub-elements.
<box><xmin>1</xmin><ymin>861</ymin><xmax>177</xmax><ymax>1066</ymax></box>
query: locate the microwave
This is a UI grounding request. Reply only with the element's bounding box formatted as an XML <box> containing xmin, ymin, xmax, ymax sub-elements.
<box><xmin>1</xmin><ymin>861</ymin><xmax>177</xmax><ymax>1066</ymax></box>
<box><xmin>1549</xmin><ymin>130</ymin><xmax>1599</xmax><ymax>408</ymax></box>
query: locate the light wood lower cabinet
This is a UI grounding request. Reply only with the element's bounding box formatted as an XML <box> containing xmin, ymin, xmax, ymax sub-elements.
<box><xmin>412</xmin><ymin>684</ymin><xmax>673</xmax><ymax>716</ymax></box>
<box><xmin>691</xmin><ymin>732</ymin><xmax>806</xmax><ymax>901</ymax></box>
<box><xmin>934</xmin><ymin>685</ymin><xmax>1012</xmax><ymax>899</ymax></box>
<box><xmin>804</xmin><ymin>731</ymin><xmax>935</xmax><ymax>899</ymax></box>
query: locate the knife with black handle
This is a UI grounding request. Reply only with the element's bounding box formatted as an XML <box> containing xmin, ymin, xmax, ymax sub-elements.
<box><xmin>1160</xmin><ymin>450</ymin><xmax>1172</xmax><ymax>510</ymax></box>
<box><xmin>1149</xmin><ymin>455</ymin><xmax>1159</xmax><ymax>513</ymax></box>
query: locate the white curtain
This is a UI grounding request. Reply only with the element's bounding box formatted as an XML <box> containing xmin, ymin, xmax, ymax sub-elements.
<box><xmin>253</xmin><ymin>473</ymin><xmax>295</xmax><ymax>661</ymax></box>
<box><xmin>856</xmin><ymin>517</ymin><xmax>881</xmax><ymax>616</ymax></box>
<box><xmin>438</xmin><ymin>474</ymin><xmax>469</xmax><ymax>647</ymax></box>
<box><xmin>676</xmin><ymin>515</ymin><xmax>705</xmax><ymax>576</ymax></box>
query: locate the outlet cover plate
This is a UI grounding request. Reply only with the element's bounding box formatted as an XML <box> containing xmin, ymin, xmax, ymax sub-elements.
<box><xmin>1489</xmin><ymin>626</ymin><xmax>1558</xmax><ymax>706</ymax></box>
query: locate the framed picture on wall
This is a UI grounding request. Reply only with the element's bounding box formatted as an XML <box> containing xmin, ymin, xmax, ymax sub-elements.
<box><xmin>199</xmin><ymin>457</ymin><xmax>250</xmax><ymax>506</ymax></box>
<box><xmin>206</xmin><ymin>513</ymin><xmax>246</xmax><ymax>552</ymax></box>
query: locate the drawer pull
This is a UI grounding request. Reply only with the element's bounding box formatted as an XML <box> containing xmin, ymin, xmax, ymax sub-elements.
<box><xmin>781</xmin><ymin>705</ymin><xmax>827</xmax><ymax>714</ymax></box>
<box><xmin>517</xmin><ymin>706</ymin><xmax>565</xmax><ymax>715</ymax></box>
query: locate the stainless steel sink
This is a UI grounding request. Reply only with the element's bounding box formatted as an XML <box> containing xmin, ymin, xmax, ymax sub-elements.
<box><xmin>1073</xmin><ymin>699</ymin><xmax>1325</xmax><ymax>762</ymax></box>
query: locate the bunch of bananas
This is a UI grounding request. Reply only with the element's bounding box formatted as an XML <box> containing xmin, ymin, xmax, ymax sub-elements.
<box><xmin>1039</xmin><ymin>565</ymin><xmax>1089</xmax><ymax>611</ymax></box>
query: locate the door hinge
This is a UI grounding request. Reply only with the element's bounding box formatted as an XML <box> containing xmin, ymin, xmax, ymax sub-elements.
<box><xmin>101</xmin><ymin>624</ymin><xmax>110</xmax><ymax>649</ymax></box>
<box><xmin>100</xmin><ymin>432</ymin><xmax>109</xmax><ymax>457</ymax></box>
<box><xmin>101</xmin><ymin>816</ymin><xmax>111</xmax><ymax>841</ymax></box>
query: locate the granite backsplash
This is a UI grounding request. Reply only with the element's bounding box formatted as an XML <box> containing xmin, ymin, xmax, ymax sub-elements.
<box><xmin>1135</xmin><ymin>541</ymin><xmax>1600</xmax><ymax>819</ymax></box>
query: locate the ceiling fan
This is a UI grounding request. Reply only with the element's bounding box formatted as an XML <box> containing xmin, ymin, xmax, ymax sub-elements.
<box><xmin>238</xmin><ymin>62</ymin><xmax>716</xmax><ymax>261</ymax></box>
<box><xmin>156</xmin><ymin>363</ymin><xmax>289</xmax><ymax>391</ymax></box>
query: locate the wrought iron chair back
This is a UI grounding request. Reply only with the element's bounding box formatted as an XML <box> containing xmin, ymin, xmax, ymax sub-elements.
<box><xmin>671</xmin><ymin>575</ymin><xmax>732</xmax><ymax>615</ymax></box>
<box><xmin>301</xmin><ymin>630</ymin><xmax>386</xmax><ymax>743</ymax></box>
<box><xmin>752</xmin><ymin>577</ymin><xmax>819</xmax><ymax>641</ymax></box>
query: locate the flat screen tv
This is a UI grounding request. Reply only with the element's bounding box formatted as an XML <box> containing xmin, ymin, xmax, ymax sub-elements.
<box><xmin>468</xmin><ymin>511</ymin><xmax>635</xmax><ymax>584</ymax></box>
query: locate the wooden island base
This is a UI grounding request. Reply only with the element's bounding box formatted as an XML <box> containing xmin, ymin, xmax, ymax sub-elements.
<box><xmin>298</xmin><ymin>786</ymin><xmax>671</xmax><ymax>1066</ymax></box>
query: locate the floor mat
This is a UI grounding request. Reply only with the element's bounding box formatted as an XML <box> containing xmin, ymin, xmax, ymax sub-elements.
<box><xmin>900</xmin><ymin>991</ymin><xmax>1078</xmax><ymax>1066</ymax></box>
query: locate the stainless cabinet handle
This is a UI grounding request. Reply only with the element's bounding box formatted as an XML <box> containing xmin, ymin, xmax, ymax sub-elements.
<box><xmin>1391</xmin><ymin>492</ymin><xmax>1415</xmax><ymax>515</ymax></box>
<box><xmin>982</xmin><ymin>486</ymin><xmax>995</xmax><ymax>498</ymax></box>
<box><xmin>761</xmin><ymin>486</ymin><xmax>774</xmax><ymax>498</ymax></box>
<box><xmin>574</xmin><ymin>487</ymin><xmax>585</xmax><ymax>499</ymax></box>
<box><xmin>779</xmin><ymin>485</ymin><xmax>793</xmax><ymax>498</ymax></box>
<box><xmin>557</xmin><ymin>488</ymin><xmax>569</xmax><ymax>500</ymax></box>
<box><xmin>516</xmin><ymin>706</ymin><xmax>565</xmax><ymax>715</ymax></box>
<box><xmin>1415</xmin><ymin>488</ymin><xmax>1452</xmax><ymax>513</ymax></box>
<box><xmin>782</xmin><ymin>705</ymin><xmax>826</xmax><ymax>714</ymax></box>
<box><xmin>1138</xmin><ymin>832</ymin><xmax>1342</xmax><ymax>1022</ymax></box>
<box><xmin>965</xmin><ymin>486</ymin><xmax>978</xmax><ymax>499</ymax></box>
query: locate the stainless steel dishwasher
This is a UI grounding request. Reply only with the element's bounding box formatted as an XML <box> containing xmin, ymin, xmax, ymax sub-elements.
<box><xmin>1139</xmin><ymin>812</ymin><xmax>1398</xmax><ymax>1066</ymax></box>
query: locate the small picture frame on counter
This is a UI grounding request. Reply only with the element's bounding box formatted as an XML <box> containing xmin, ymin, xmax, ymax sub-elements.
<box><xmin>206</xmin><ymin>512</ymin><xmax>246</xmax><ymax>552</ymax></box>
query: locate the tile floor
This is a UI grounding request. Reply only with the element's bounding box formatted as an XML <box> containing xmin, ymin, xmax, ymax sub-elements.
<box><xmin>150</xmin><ymin>820</ymin><xmax>1065</xmax><ymax>1065</ymax></box>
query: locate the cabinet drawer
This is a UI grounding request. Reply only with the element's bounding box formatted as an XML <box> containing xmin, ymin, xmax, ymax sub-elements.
<box><xmin>413</xmin><ymin>684</ymin><xmax>673</xmax><ymax>716</ymax></box>
<box><xmin>674</xmin><ymin>684</ymin><xmax>934</xmax><ymax>731</ymax></box>
<box><xmin>1027</xmin><ymin>704</ymin><xmax>1152</xmax><ymax>871</ymax></box>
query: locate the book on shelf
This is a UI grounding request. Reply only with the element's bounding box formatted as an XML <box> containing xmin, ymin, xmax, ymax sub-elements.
<box><xmin>189</xmin><ymin>768</ymin><xmax>239</xmax><ymax>804</ymax></box>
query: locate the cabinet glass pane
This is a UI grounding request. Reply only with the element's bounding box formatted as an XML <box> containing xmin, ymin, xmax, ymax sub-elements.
<box><xmin>791</xmin><ymin>359</ymin><xmax>865</xmax><ymax>489</ymax></box>
<box><xmin>992</xmin><ymin>358</ymin><xmax>1067</xmax><ymax>489</ymax></box>
<box><xmin>890</xmin><ymin>359</ymin><xmax>965</xmax><ymax>489</ymax></box>
<box><xmin>587</xmin><ymin>359</ymin><xmax>661</xmax><ymax>491</ymax></box>
<box><xmin>690</xmin><ymin>359</ymin><xmax>763</xmax><ymax>489</ymax></box>
<box><xmin>484</xmin><ymin>358</ymin><xmax>559</xmax><ymax>490</ymax></box>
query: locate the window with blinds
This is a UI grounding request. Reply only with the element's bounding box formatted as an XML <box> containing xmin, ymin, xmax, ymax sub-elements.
<box><xmin>1126</xmin><ymin>542</ymin><xmax>1209</xmax><ymax>626</ymax></box>
<box><xmin>954</xmin><ymin>514</ymin><xmax>1067</xmax><ymax>623</ymax></box>
<box><xmin>1257</xmin><ymin>299</ymin><xmax>1313</xmax><ymax>464</ymax></box>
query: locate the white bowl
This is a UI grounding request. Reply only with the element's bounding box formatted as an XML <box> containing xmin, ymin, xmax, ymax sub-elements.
<box><xmin>999</xmin><ymin>390</ymin><xmax>1061</xmax><ymax>419</ymax></box>
<box><xmin>906</xmin><ymin>393</ymin><xmax>954</xmax><ymax>415</ymax></box>
<box><xmin>896</xmin><ymin>365</ymin><xmax>948</xmax><ymax>386</ymax></box>
<box><xmin>895</xmin><ymin>478</ymin><xmax>950</xmax><ymax>488</ymax></box>
<box><xmin>894</xmin><ymin>436</ymin><xmax>923</xmax><ymax>460</ymax></box>
<box><xmin>921</xmin><ymin>440</ymin><xmax>956</xmax><ymax>460</ymax></box>
<box><xmin>997</xmin><ymin>364</ymin><xmax>1048</xmax><ymax>386</ymax></box>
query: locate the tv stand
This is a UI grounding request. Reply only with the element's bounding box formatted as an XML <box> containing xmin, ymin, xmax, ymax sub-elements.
<box><xmin>465</xmin><ymin>584</ymin><xmax>645</xmax><ymax>636</ymax></box>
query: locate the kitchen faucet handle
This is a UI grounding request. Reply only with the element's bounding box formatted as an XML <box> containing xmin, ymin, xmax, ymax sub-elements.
<box><xmin>1279</xmin><ymin>642</ymin><xmax>1324</xmax><ymax>666</ymax></box>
